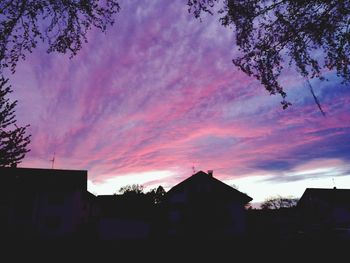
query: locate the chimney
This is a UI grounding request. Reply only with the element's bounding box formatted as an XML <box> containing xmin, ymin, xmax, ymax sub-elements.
<box><xmin>207</xmin><ymin>170</ymin><xmax>213</xmax><ymax>177</ymax></box>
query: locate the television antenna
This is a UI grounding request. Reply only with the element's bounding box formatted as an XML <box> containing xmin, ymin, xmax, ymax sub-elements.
<box><xmin>50</xmin><ymin>152</ymin><xmax>55</xmax><ymax>169</ymax></box>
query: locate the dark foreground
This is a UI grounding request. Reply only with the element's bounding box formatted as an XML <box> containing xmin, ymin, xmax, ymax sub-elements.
<box><xmin>2</xmin><ymin>235</ymin><xmax>350</xmax><ymax>262</ymax></box>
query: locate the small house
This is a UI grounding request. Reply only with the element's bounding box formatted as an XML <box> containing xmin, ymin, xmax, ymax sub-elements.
<box><xmin>161</xmin><ymin>170</ymin><xmax>252</xmax><ymax>239</ymax></box>
<box><xmin>0</xmin><ymin>167</ymin><xmax>94</xmax><ymax>240</ymax></box>
<box><xmin>298</xmin><ymin>188</ymin><xmax>350</xmax><ymax>238</ymax></box>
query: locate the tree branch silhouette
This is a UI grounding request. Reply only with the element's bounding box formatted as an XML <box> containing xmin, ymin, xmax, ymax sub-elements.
<box><xmin>188</xmin><ymin>0</ymin><xmax>350</xmax><ymax>113</ymax></box>
<box><xmin>0</xmin><ymin>0</ymin><xmax>120</xmax><ymax>74</ymax></box>
<box><xmin>0</xmin><ymin>77</ymin><xmax>31</xmax><ymax>167</ymax></box>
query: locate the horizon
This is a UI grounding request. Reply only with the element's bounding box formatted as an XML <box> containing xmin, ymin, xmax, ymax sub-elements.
<box><xmin>5</xmin><ymin>0</ymin><xmax>350</xmax><ymax>203</ymax></box>
<box><xmin>14</xmin><ymin>165</ymin><xmax>350</xmax><ymax>205</ymax></box>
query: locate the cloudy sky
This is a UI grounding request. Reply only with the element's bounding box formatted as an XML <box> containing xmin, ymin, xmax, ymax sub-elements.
<box><xmin>7</xmin><ymin>0</ymin><xmax>350</xmax><ymax>203</ymax></box>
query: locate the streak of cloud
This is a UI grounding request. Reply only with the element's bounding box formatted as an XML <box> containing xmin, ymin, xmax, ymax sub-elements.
<box><xmin>6</xmin><ymin>0</ymin><xmax>350</xmax><ymax>199</ymax></box>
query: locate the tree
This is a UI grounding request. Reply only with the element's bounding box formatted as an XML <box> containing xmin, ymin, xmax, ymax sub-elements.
<box><xmin>230</xmin><ymin>183</ymin><xmax>238</xmax><ymax>189</ymax></box>
<box><xmin>260</xmin><ymin>195</ymin><xmax>299</xmax><ymax>210</ymax></box>
<box><xmin>117</xmin><ymin>184</ymin><xmax>166</xmax><ymax>204</ymax></box>
<box><xmin>0</xmin><ymin>0</ymin><xmax>120</xmax><ymax>74</ymax></box>
<box><xmin>146</xmin><ymin>185</ymin><xmax>166</xmax><ymax>204</ymax></box>
<box><xmin>118</xmin><ymin>184</ymin><xmax>145</xmax><ymax>195</ymax></box>
<box><xmin>0</xmin><ymin>77</ymin><xmax>30</xmax><ymax>167</ymax></box>
<box><xmin>188</xmin><ymin>0</ymin><xmax>350</xmax><ymax>113</ymax></box>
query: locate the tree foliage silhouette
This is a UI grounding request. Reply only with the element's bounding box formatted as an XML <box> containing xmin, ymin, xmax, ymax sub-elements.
<box><xmin>0</xmin><ymin>0</ymin><xmax>120</xmax><ymax>74</ymax></box>
<box><xmin>261</xmin><ymin>195</ymin><xmax>299</xmax><ymax>210</ymax></box>
<box><xmin>118</xmin><ymin>184</ymin><xmax>145</xmax><ymax>196</ymax></box>
<box><xmin>146</xmin><ymin>185</ymin><xmax>166</xmax><ymax>204</ymax></box>
<box><xmin>117</xmin><ymin>184</ymin><xmax>166</xmax><ymax>204</ymax></box>
<box><xmin>0</xmin><ymin>77</ymin><xmax>30</xmax><ymax>167</ymax></box>
<box><xmin>188</xmin><ymin>0</ymin><xmax>350</xmax><ymax>113</ymax></box>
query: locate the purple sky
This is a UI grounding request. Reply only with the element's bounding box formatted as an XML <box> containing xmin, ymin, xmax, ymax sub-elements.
<box><xmin>6</xmin><ymin>0</ymin><xmax>350</xmax><ymax>202</ymax></box>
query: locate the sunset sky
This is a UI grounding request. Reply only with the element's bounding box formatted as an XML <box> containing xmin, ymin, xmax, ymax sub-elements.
<box><xmin>6</xmin><ymin>0</ymin><xmax>350</xmax><ymax>203</ymax></box>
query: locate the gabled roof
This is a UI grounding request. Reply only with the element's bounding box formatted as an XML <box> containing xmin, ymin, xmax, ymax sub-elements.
<box><xmin>166</xmin><ymin>170</ymin><xmax>252</xmax><ymax>204</ymax></box>
<box><xmin>0</xmin><ymin>167</ymin><xmax>87</xmax><ymax>191</ymax></box>
<box><xmin>298</xmin><ymin>188</ymin><xmax>350</xmax><ymax>207</ymax></box>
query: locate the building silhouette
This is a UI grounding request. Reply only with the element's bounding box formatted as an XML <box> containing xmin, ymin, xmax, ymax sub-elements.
<box><xmin>298</xmin><ymin>187</ymin><xmax>350</xmax><ymax>240</ymax></box>
<box><xmin>0</xmin><ymin>167</ymin><xmax>93</xmax><ymax>240</ymax></box>
<box><xmin>160</xmin><ymin>170</ymin><xmax>252</xmax><ymax>239</ymax></box>
<box><xmin>2</xmin><ymin>166</ymin><xmax>350</xmax><ymax>250</ymax></box>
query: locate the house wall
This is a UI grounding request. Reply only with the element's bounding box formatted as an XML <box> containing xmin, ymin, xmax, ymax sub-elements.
<box><xmin>0</xmin><ymin>168</ymin><xmax>93</xmax><ymax>240</ymax></box>
<box><xmin>34</xmin><ymin>190</ymin><xmax>86</xmax><ymax>238</ymax></box>
<box><xmin>330</xmin><ymin>206</ymin><xmax>350</xmax><ymax>226</ymax></box>
<box><xmin>169</xmin><ymin>191</ymin><xmax>187</xmax><ymax>204</ymax></box>
<box><xmin>6</xmin><ymin>191</ymin><xmax>37</xmax><ymax>237</ymax></box>
<box><xmin>165</xmin><ymin>190</ymin><xmax>247</xmax><ymax>238</ymax></box>
<box><xmin>97</xmin><ymin>218</ymin><xmax>151</xmax><ymax>240</ymax></box>
<box><xmin>300</xmin><ymin>197</ymin><xmax>350</xmax><ymax>230</ymax></box>
<box><xmin>5</xmin><ymin>189</ymin><xmax>88</xmax><ymax>239</ymax></box>
<box><xmin>227</xmin><ymin>203</ymin><xmax>246</xmax><ymax>236</ymax></box>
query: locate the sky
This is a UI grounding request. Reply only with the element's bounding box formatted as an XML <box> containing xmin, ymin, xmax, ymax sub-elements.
<box><xmin>6</xmin><ymin>0</ymin><xmax>350</xmax><ymax>203</ymax></box>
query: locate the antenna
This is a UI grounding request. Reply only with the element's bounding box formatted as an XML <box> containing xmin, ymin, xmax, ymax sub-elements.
<box><xmin>332</xmin><ymin>178</ymin><xmax>336</xmax><ymax>189</ymax></box>
<box><xmin>192</xmin><ymin>163</ymin><xmax>196</xmax><ymax>174</ymax></box>
<box><xmin>50</xmin><ymin>152</ymin><xmax>55</xmax><ymax>169</ymax></box>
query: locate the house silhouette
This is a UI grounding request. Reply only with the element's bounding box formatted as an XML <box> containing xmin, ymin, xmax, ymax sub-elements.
<box><xmin>161</xmin><ymin>170</ymin><xmax>252</xmax><ymax>239</ymax></box>
<box><xmin>0</xmin><ymin>167</ymin><xmax>93</xmax><ymax>240</ymax></box>
<box><xmin>1</xmin><ymin>167</ymin><xmax>350</xmax><ymax>259</ymax></box>
<box><xmin>298</xmin><ymin>187</ymin><xmax>350</xmax><ymax>240</ymax></box>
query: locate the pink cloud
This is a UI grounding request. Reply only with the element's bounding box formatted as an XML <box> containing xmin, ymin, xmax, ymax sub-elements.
<box><xmin>5</xmin><ymin>0</ymin><xmax>349</xmax><ymax>196</ymax></box>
